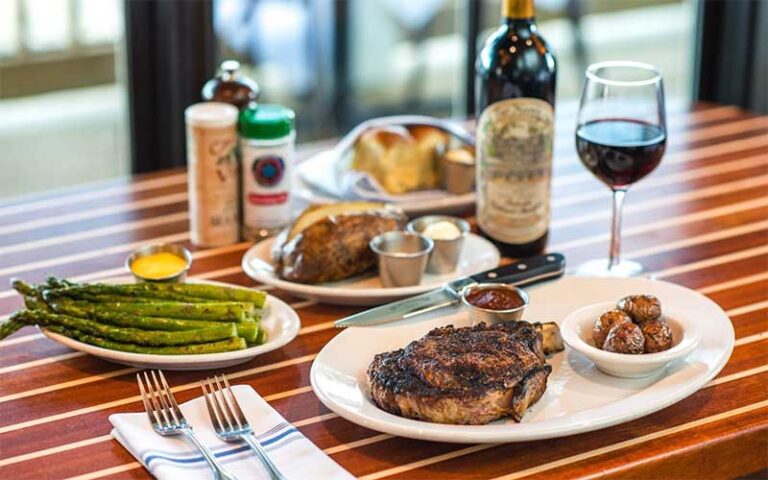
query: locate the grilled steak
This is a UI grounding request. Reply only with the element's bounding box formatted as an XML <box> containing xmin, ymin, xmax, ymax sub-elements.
<box><xmin>367</xmin><ymin>321</ymin><xmax>563</xmax><ymax>425</ymax></box>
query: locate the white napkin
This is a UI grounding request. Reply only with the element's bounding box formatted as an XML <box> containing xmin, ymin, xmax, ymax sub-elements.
<box><xmin>297</xmin><ymin>115</ymin><xmax>474</xmax><ymax>203</ymax></box>
<box><xmin>297</xmin><ymin>148</ymin><xmax>449</xmax><ymax>203</ymax></box>
<box><xmin>109</xmin><ymin>385</ymin><xmax>354</xmax><ymax>480</ymax></box>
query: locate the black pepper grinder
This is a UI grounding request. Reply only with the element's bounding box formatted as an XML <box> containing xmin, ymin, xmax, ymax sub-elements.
<box><xmin>201</xmin><ymin>60</ymin><xmax>260</xmax><ymax>110</ymax></box>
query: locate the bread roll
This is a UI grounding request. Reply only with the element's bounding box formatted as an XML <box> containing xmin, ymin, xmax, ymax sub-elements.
<box><xmin>351</xmin><ymin>125</ymin><xmax>450</xmax><ymax>194</ymax></box>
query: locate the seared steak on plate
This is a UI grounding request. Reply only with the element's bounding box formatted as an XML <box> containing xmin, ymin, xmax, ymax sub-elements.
<box><xmin>367</xmin><ymin>321</ymin><xmax>563</xmax><ymax>425</ymax></box>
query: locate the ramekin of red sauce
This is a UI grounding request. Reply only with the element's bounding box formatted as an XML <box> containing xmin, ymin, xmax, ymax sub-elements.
<box><xmin>460</xmin><ymin>283</ymin><xmax>529</xmax><ymax>325</ymax></box>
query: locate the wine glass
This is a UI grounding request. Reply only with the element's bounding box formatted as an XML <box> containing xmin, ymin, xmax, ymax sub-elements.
<box><xmin>574</xmin><ymin>61</ymin><xmax>667</xmax><ymax>277</ymax></box>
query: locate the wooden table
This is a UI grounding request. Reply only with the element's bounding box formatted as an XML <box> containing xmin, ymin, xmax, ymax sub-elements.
<box><xmin>0</xmin><ymin>102</ymin><xmax>766</xmax><ymax>480</ymax></box>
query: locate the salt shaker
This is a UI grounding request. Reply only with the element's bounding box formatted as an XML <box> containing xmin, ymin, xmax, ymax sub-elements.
<box><xmin>185</xmin><ymin>102</ymin><xmax>240</xmax><ymax>247</ymax></box>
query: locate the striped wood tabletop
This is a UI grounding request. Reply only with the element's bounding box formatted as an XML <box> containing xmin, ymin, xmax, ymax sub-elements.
<box><xmin>0</xmin><ymin>102</ymin><xmax>766</xmax><ymax>480</ymax></box>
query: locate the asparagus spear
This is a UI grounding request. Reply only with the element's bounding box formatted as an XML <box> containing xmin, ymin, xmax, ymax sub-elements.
<box><xmin>45</xmin><ymin>325</ymin><xmax>247</xmax><ymax>354</ymax></box>
<box><xmin>10</xmin><ymin>280</ymin><xmax>48</xmax><ymax>312</ymax></box>
<box><xmin>17</xmin><ymin>310</ymin><xmax>237</xmax><ymax>346</ymax></box>
<box><xmin>255</xmin><ymin>327</ymin><xmax>268</xmax><ymax>345</ymax></box>
<box><xmin>45</xmin><ymin>276</ymin><xmax>77</xmax><ymax>289</ymax></box>
<box><xmin>10</xmin><ymin>279</ymin><xmax>39</xmax><ymax>297</ymax></box>
<box><xmin>124</xmin><ymin>283</ymin><xmax>266</xmax><ymax>306</ymax></box>
<box><xmin>56</xmin><ymin>292</ymin><xmax>214</xmax><ymax>304</ymax></box>
<box><xmin>235</xmin><ymin>322</ymin><xmax>260</xmax><ymax>343</ymax></box>
<box><xmin>44</xmin><ymin>298</ymin><xmax>254</xmax><ymax>322</ymax></box>
<box><xmin>49</xmin><ymin>302</ymin><xmax>219</xmax><ymax>330</ymax></box>
<box><xmin>46</xmin><ymin>282</ymin><xmax>266</xmax><ymax>307</ymax></box>
<box><xmin>48</xmin><ymin>303</ymin><xmax>259</xmax><ymax>341</ymax></box>
<box><xmin>49</xmin><ymin>301</ymin><xmax>252</xmax><ymax>329</ymax></box>
<box><xmin>0</xmin><ymin>313</ymin><xmax>24</xmax><ymax>340</ymax></box>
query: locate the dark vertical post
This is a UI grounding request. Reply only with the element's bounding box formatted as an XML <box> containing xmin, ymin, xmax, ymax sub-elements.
<box><xmin>125</xmin><ymin>0</ymin><xmax>216</xmax><ymax>173</ymax></box>
<box><xmin>332</xmin><ymin>0</ymin><xmax>351</xmax><ymax>128</ymax></box>
<box><xmin>464</xmin><ymin>0</ymin><xmax>482</xmax><ymax>117</ymax></box>
<box><xmin>695</xmin><ymin>0</ymin><xmax>767</xmax><ymax>113</ymax></box>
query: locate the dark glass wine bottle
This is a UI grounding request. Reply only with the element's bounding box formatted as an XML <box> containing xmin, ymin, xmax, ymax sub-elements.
<box><xmin>475</xmin><ymin>0</ymin><xmax>557</xmax><ymax>258</ymax></box>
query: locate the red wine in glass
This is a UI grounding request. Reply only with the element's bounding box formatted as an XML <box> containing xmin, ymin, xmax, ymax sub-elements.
<box><xmin>576</xmin><ymin>118</ymin><xmax>666</xmax><ymax>189</ymax></box>
<box><xmin>574</xmin><ymin>61</ymin><xmax>666</xmax><ymax>277</ymax></box>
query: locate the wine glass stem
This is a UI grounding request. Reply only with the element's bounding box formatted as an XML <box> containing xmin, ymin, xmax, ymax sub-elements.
<box><xmin>609</xmin><ymin>189</ymin><xmax>627</xmax><ymax>270</ymax></box>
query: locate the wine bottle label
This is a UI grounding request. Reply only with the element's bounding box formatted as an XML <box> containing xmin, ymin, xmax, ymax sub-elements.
<box><xmin>476</xmin><ymin>97</ymin><xmax>554</xmax><ymax>244</ymax></box>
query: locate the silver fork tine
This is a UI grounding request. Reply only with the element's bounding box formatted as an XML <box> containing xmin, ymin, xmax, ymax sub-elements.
<box><xmin>202</xmin><ymin>374</ymin><xmax>287</xmax><ymax>480</ymax></box>
<box><xmin>158</xmin><ymin>370</ymin><xmax>185</xmax><ymax>424</ymax></box>
<box><xmin>214</xmin><ymin>375</ymin><xmax>242</xmax><ymax>429</ymax></box>
<box><xmin>211</xmin><ymin>376</ymin><xmax>237</xmax><ymax>431</ymax></box>
<box><xmin>140</xmin><ymin>371</ymin><xmax>239</xmax><ymax>480</ymax></box>
<box><xmin>202</xmin><ymin>378</ymin><xmax>226</xmax><ymax>432</ymax></box>
<box><xmin>143</xmin><ymin>371</ymin><xmax>170</xmax><ymax>427</ymax></box>
<box><xmin>150</xmin><ymin>370</ymin><xmax>175</xmax><ymax>426</ymax></box>
<box><xmin>136</xmin><ymin>373</ymin><xmax>160</xmax><ymax>427</ymax></box>
<box><xmin>220</xmin><ymin>375</ymin><xmax>249</xmax><ymax>427</ymax></box>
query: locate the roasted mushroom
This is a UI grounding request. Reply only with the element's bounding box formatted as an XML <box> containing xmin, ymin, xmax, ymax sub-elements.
<box><xmin>640</xmin><ymin>320</ymin><xmax>673</xmax><ymax>353</ymax></box>
<box><xmin>602</xmin><ymin>322</ymin><xmax>645</xmax><ymax>354</ymax></box>
<box><xmin>593</xmin><ymin>310</ymin><xmax>632</xmax><ymax>348</ymax></box>
<box><xmin>617</xmin><ymin>295</ymin><xmax>662</xmax><ymax>324</ymax></box>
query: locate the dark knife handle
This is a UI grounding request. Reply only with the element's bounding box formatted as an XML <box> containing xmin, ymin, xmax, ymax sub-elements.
<box><xmin>469</xmin><ymin>253</ymin><xmax>566</xmax><ymax>288</ymax></box>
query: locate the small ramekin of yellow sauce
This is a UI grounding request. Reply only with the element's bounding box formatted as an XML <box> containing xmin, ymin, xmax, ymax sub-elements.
<box><xmin>126</xmin><ymin>244</ymin><xmax>192</xmax><ymax>283</ymax></box>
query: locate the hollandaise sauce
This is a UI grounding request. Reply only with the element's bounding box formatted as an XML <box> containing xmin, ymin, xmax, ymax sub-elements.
<box><xmin>130</xmin><ymin>252</ymin><xmax>188</xmax><ymax>280</ymax></box>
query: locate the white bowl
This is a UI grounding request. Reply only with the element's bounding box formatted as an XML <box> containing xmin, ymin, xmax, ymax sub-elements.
<box><xmin>561</xmin><ymin>301</ymin><xmax>701</xmax><ymax>378</ymax></box>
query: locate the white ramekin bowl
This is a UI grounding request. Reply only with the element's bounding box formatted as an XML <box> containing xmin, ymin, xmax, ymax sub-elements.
<box><xmin>561</xmin><ymin>301</ymin><xmax>701</xmax><ymax>378</ymax></box>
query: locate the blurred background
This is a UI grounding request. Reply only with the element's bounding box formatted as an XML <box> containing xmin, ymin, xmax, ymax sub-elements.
<box><xmin>0</xmin><ymin>0</ymin><xmax>763</xmax><ymax>199</ymax></box>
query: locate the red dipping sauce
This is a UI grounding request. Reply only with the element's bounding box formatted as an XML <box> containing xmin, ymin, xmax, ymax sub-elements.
<box><xmin>466</xmin><ymin>286</ymin><xmax>525</xmax><ymax>311</ymax></box>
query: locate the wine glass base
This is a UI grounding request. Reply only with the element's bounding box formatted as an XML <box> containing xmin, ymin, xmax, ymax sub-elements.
<box><xmin>574</xmin><ymin>259</ymin><xmax>645</xmax><ymax>278</ymax></box>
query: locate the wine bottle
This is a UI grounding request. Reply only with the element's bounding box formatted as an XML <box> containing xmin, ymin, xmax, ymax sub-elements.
<box><xmin>475</xmin><ymin>0</ymin><xmax>557</xmax><ymax>258</ymax></box>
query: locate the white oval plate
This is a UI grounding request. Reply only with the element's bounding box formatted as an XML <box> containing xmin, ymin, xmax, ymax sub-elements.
<box><xmin>241</xmin><ymin>233</ymin><xmax>500</xmax><ymax>306</ymax></box>
<box><xmin>310</xmin><ymin>276</ymin><xmax>734</xmax><ymax>443</ymax></box>
<box><xmin>40</xmin><ymin>279</ymin><xmax>300</xmax><ymax>371</ymax></box>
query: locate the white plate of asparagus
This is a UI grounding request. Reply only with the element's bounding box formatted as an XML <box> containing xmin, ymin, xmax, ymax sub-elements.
<box><xmin>5</xmin><ymin>277</ymin><xmax>300</xmax><ymax>370</ymax></box>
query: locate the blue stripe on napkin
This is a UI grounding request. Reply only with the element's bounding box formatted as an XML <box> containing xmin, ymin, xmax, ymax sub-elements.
<box><xmin>144</xmin><ymin>426</ymin><xmax>300</xmax><ymax>469</ymax></box>
<box><xmin>136</xmin><ymin>421</ymin><xmax>290</xmax><ymax>461</ymax></box>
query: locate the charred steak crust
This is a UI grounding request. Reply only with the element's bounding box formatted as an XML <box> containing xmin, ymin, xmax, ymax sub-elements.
<box><xmin>367</xmin><ymin>322</ymin><xmax>553</xmax><ymax>425</ymax></box>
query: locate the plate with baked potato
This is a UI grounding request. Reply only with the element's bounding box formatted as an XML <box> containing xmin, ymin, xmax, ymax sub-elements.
<box><xmin>241</xmin><ymin>202</ymin><xmax>500</xmax><ymax>306</ymax></box>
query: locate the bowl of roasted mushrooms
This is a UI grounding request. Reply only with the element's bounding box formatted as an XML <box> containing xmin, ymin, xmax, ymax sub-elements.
<box><xmin>561</xmin><ymin>294</ymin><xmax>701</xmax><ymax>378</ymax></box>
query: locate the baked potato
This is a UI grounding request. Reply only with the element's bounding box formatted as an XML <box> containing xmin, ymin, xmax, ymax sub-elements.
<box><xmin>273</xmin><ymin>202</ymin><xmax>406</xmax><ymax>284</ymax></box>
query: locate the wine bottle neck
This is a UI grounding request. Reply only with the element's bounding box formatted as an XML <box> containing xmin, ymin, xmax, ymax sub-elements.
<box><xmin>502</xmin><ymin>0</ymin><xmax>535</xmax><ymax>21</ymax></box>
<box><xmin>503</xmin><ymin>17</ymin><xmax>537</xmax><ymax>31</ymax></box>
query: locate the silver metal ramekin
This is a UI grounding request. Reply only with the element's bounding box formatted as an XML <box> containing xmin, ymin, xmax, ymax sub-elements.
<box><xmin>406</xmin><ymin>215</ymin><xmax>469</xmax><ymax>274</ymax></box>
<box><xmin>460</xmin><ymin>283</ymin><xmax>529</xmax><ymax>325</ymax></box>
<box><xmin>370</xmin><ymin>231</ymin><xmax>434</xmax><ymax>288</ymax></box>
<box><xmin>125</xmin><ymin>243</ymin><xmax>192</xmax><ymax>283</ymax></box>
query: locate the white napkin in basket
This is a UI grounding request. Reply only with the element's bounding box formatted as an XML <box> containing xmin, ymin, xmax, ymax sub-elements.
<box><xmin>297</xmin><ymin>115</ymin><xmax>474</xmax><ymax>203</ymax></box>
<box><xmin>109</xmin><ymin>384</ymin><xmax>353</xmax><ymax>480</ymax></box>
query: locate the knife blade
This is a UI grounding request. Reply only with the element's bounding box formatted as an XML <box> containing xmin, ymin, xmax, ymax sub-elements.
<box><xmin>334</xmin><ymin>253</ymin><xmax>565</xmax><ymax>328</ymax></box>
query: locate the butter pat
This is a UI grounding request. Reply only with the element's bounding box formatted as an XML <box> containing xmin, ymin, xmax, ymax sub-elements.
<box><xmin>422</xmin><ymin>221</ymin><xmax>462</xmax><ymax>241</ymax></box>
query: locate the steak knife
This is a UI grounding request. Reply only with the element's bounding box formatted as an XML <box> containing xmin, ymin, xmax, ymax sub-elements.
<box><xmin>334</xmin><ymin>253</ymin><xmax>565</xmax><ymax>328</ymax></box>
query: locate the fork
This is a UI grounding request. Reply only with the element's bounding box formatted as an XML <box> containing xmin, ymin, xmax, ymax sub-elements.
<box><xmin>137</xmin><ymin>370</ymin><xmax>239</xmax><ymax>480</ymax></box>
<box><xmin>202</xmin><ymin>374</ymin><xmax>287</xmax><ymax>480</ymax></box>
